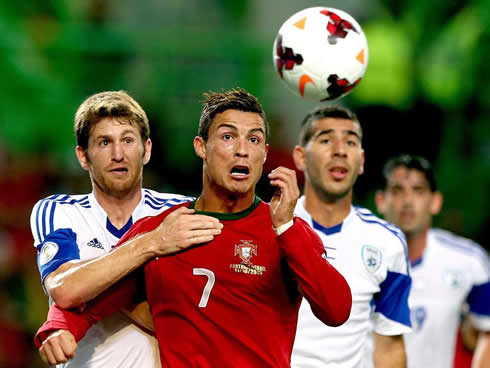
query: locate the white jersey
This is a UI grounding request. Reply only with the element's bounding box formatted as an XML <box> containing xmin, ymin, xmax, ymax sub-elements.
<box><xmin>405</xmin><ymin>228</ymin><xmax>490</xmax><ymax>368</ymax></box>
<box><xmin>291</xmin><ymin>196</ymin><xmax>412</xmax><ymax>368</ymax></box>
<box><xmin>30</xmin><ymin>189</ymin><xmax>193</xmax><ymax>368</ymax></box>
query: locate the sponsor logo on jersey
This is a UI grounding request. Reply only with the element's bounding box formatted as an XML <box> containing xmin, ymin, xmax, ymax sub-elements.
<box><xmin>39</xmin><ymin>241</ymin><xmax>59</xmax><ymax>265</ymax></box>
<box><xmin>87</xmin><ymin>238</ymin><xmax>104</xmax><ymax>250</ymax></box>
<box><xmin>361</xmin><ymin>244</ymin><xmax>382</xmax><ymax>273</ymax></box>
<box><xmin>230</xmin><ymin>240</ymin><xmax>266</xmax><ymax>275</ymax></box>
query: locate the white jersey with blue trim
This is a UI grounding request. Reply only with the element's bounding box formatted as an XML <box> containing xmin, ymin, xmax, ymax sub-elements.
<box><xmin>30</xmin><ymin>189</ymin><xmax>193</xmax><ymax>368</ymax></box>
<box><xmin>405</xmin><ymin>228</ymin><xmax>490</xmax><ymax>368</ymax></box>
<box><xmin>291</xmin><ymin>196</ymin><xmax>412</xmax><ymax>368</ymax></box>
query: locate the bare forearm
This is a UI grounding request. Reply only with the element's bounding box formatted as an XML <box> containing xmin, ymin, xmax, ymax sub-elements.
<box><xmin>122</xmin><ymin>301</ymin><xmax>155</xmax><ymax>333</ymax></box>
<box><xmin>46</xmin><ymin>232</ymin><xmax>156</xmax><ymax>308</ymax></box>
<box><xmin>472</xmin><ymin>331</ymin><xmax>490</xmax><ymax>368</ymax></box>
<box><xmin>374</xmin><ymin>334</ymin><xmax>407</xmax><ymax>368</ymax></box>
<box><xmin>46</xmin><ymin>206</ymin><xmax>223</xmax><ymax>309</ymax></box>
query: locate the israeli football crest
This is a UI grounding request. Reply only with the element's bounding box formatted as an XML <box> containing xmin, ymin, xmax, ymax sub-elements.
<box><xmin>442</xmin><ymin>269</ymin><xmax>466</xmax><ymax>289</ymax></box>
<box><xmin>39</xmin><ymin>241</ymin><xmax>59</xmax><ymax>266</ymax></box>
<box><xmin>361</xmin><ymin>244</ymin><xmax>382</xmax><ymax>273</ymax></box>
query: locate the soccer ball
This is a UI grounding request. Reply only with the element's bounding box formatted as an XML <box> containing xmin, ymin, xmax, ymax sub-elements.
<box><xmin>273</xmin><ymin>7</ymin><xmax>368</xmax><ymax>101</ymax></box>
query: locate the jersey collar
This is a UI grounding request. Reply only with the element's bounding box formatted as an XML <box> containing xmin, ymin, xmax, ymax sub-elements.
<box><xmin>295</xmin><ymin>195</ymin><xmax>354</xmax><ymax>236</ymax></box>
<box><xmin>188</xmin><ymin>196</ymin><xmax>261</xmax><ymax>220</ymax></box>
<box><xmin>89</xmin><ymin>189</ymin><xmax>146</xmax><ymax>238</ymax></box>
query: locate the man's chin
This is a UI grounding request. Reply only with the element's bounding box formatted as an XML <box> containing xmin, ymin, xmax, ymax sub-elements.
<box><xmin>224</xmin><ymin>182</ymin><xmax>254</xmax><ymax>197</ymax></box>
<box><xmin>105</xmin><ymin>182</ymin><xmax>136</xmax><ymax>197</ymax></box>
<box><xmin>323</xmin><ymin>185</ymin><xmax>351</xmax><ymax>201</ymax></box>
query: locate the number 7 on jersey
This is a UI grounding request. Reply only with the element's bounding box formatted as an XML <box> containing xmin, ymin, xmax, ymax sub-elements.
<box><xmin>193</xmin><ymin>268</ymin><xmax>215</xmax><ymax>308</ymax></box>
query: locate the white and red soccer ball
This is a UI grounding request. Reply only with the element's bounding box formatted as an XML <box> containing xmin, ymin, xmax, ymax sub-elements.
<box><xmin>273</xmin><ymin>7</ymin><xmax>368</xmax><ymax>101</ymax></box>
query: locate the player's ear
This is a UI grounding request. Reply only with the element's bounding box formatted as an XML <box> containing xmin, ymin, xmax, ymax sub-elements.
<box><xmin>193</xmin><ymin>136</ymin><xmax>206</xmax><ymax>160</ymax></box>
<box><xmin>430</xmin><ymin>191</ymin><xmax>443</xmax><ymax>216</ymax></box>
<box><xmin>292</xmin><ymin>145</ymin><xmax>306</xmax><ymax>172</ymax></box>
<box><xmin>359</xmin><ymin>149</ymin><xmax>365</xmax><ymax>175</ymax></box>
<box><xmin>263</xmin><ymin>144</ymin><xmax>269</xmax><ymax>164</ymax></box>
<box><xmin>374</xmin><ymin>190</ymin><xmax>386</xmax><ymax>214</ymax></box>
<box><xmin>143</xmin><ymin>138</ymin><xmax>152</xmax><ymax>165</ymax></box>
<box><xmin>76</xmin><ymin>146</ymin><xmax>90</xmax><ymax>171</ymax></box>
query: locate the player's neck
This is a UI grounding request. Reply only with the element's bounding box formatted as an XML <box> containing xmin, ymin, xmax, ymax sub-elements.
<box><xmin>196</xmin><ymin>186</ymin><xmax>255</xmax><ymax>214</ymax></box>
<box><xmin>405</xmin><ymin>228</ymin><xmax>429</xmax><ymax>263</ymax></box>
<box><xmin>93</xmin><ymin>184</ymin><xmax>143</xmax><ymax>229</ymax></box>
<box><xmin>303</xmin><ymin>184</ymin><xmax>352</xmax><ymax>228</ymax></box>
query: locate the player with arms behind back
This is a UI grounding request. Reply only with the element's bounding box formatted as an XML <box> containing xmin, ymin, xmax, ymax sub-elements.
<box><xmin>31</xmin><ymin>91</ymin><xmax>222</xmax><ymax>367</ymax></box>
<box><xmin>375</xmin><ymin>154</ymin><xmax>490</xmax><ymax>368</ymax></box>
<box><xmin>34</xmin><ymin>88</ymin><xmax>352</xmax><ymax>367</ymax></box>
<box><xmin>291</xmin><ymin>105</ymin><xmax>412</xmax><ymax>368</ymax></box>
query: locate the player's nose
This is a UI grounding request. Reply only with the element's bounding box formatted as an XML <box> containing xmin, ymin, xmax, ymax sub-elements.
<box><xmin>234</xmin><ymin>138</ymin><xmax>249</xmax><ymax>158</ymax></box>
<box><xmin>332</xmin><ymin>140</ymin><xmax>347</xmax><ymax>157</ymax></box>
<box><xmin>112</xmin><ymin>142</ymin><xmax>124</xmax><ymax>161</ymax></box>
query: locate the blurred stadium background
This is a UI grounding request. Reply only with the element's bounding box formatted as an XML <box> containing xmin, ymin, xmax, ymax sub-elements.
<box><xmin>0</xmin><ymin>0</ymin><xmax>488</xmax><ymax>366</ymax></box>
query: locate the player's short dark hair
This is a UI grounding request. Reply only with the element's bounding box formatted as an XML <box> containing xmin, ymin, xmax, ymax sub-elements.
<box><xmin>75</xmin><ymin>90</ymin><xmax>150</xmax><ymax>151</ymax></box>
<box><xmin>382</xmin><ymin>154</ymin><xmax>437</xmax><ymax>192</ymax></box>
<box><xmin>298</xmin><ymin>104</ymin><xmax>362</xmax><ymax>147</ymax></box>
<box><xmin>198</xmin><ymin>88</ymin><xmax>269</xmax><ymax>142</ymax></box>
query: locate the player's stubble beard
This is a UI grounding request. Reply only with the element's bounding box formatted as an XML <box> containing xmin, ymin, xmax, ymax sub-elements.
<box><xmin>305</xmin><ymin>152</ymin><xmax>360</xmax><ymax>203</ymax></box>
<box><xmin>87</xmin><ymin>150</ymin><xmax>146</xmax><ymax>199</ymax></box>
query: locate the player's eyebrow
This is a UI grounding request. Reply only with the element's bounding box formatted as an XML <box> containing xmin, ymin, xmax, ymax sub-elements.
<box><xmin>216</xmin><ymin>123</ymin><xmax>265</xmax><ymax>136</ymax></box>
<box><xmin>315</xmin><ymin>129</ymin><xmax>361</xmax><ymax>140</ymax></box>
<box><xmin>248</xmin><ymin>127</ymin><xmax>265</xmax><ymax>136</ymax></box>
<box><xmin>216</xmin><ymin>123</ymin><xmax>238</xmax><ymax>132</ymax></box>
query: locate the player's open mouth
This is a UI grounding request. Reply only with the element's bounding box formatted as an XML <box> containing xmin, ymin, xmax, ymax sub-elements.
<box><xmin>230</xmin><ymin>165</ymin><xmax>250</xmax><ymax>178</ymax></box>
<box><xmin>329</xmin><ymin>167</ymin><xmax>347</xmax><ymax>179</ymax></box>
<box><xmin>110</xmin><ymin>167</ymin><xmax>128</xmax><ymax>173</ymax></box>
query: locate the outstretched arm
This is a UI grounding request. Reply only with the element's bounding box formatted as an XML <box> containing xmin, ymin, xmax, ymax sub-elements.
<box><xmin>43</xmin><ymin>206</ymin><xmax>222</xmax><ymax>309</ymax></box>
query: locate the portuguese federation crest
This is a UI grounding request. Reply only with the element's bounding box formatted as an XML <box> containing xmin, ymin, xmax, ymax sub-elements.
<box><xmin>234</xmin><ymin>240</ymin><xmax>257</xmax><ymax>265</ymax></box>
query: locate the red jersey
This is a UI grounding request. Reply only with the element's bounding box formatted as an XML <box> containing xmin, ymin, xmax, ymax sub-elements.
<box><xmin>36</xmin><ymin>198</ymin><xmax>351</xmax><ymax>367</ymax></box>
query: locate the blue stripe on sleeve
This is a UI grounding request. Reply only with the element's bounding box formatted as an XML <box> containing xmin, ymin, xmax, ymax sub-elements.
<box><xmin>41</xmin><ymin>200</ymin><xmax>49</xmax><ymax>239</ymax></box>
<box><xmin>49</xmin><ymin>202</ymin><xmax>56</xmax><ymax>234</ymax></box>
<box><xmin>35</xmin><ymin>200</ymin><xmax>43</xmax><ymax>244</ymax></box>
<box><xmin>374</xmin><ymin>270</ymin><xmax>412</xmax><ymax>327</ymax></box>
<box><xmin>37</xmin><ymin>228</ymin><xmax>80</xmax><ymax>283</ymax></box>
<box><xmin>467</xmin><ymin>281</ymin><xmax>490</xmax><ymax>316</ymax></box>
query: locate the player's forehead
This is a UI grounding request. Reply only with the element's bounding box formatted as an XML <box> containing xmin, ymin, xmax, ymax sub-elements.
<box><xmin>89</xmin><ymin>117</ymin><xmax>139</xmax><ymax>138</ymax></box>
<box><xmin>310</xmin><ymin>117</ymin><xmax>361</xmax><ymax>138</ymax></box>
<box><xmin>211</xmin><ymin>109</ymin><xmax>265</xmax><ymax>135</ymax></box>
<box><xmin>387</xmin><ymin>167</ymin><xmax>431</xmax><ymax>188</ymax></box>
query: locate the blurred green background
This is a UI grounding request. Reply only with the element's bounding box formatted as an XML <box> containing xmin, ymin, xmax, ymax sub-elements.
<box><xmin>0</xmin><ymin>0</ymin><xmax>488</xmax><ymax>366</ymax></box>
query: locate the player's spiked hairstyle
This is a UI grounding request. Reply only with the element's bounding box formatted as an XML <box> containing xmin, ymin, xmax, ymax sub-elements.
<box><xmin>298</xmin><ymin>104</ymin><xmax>362</xmax><ymax>147</ymax></box>
<box><xmin>74</xmin><ymin>90</ymin><xmax>150</xmax><ymax>151</ymax></box>
<box><xmin>198</xmin><ymin>88</ymin><xmax>269</xmax><ymax>142</ymax></box>
<box><xmin>382</xmin><ymin>154</ymin><xmax>437</xmax><ymax>192</ymax></box>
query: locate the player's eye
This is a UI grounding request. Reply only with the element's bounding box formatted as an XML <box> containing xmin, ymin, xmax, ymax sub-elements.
<box><xmin>223</xmin><ymin>133</ymin><xmax>233</xmax><ymax>141</ymax></box>
<box><xmin>100</xmin><ymin>139</ymin><xmax>110</xmax><ymax>146</ymax></box>
<box><xmin>124</xmin><ymin>137</ymin><xmax>134</xmax><ymax>144</ymax></box>
<box><xmin>320</xmin><ymin>138</ymin><xmax>330</xmax><ymax>144</ymax></box>
<box><xmin>390</xmin><ymin>187</ymin><xmax>402</xmax><ymax>195</ymax></box>
<box><xmin>346</xmin><ymin>140</ymin><xmax>357</xmax><ymax>147</ymax></box>
<box><xmin>249</xmin><ymin>136</ymin><xmax>260</xmax><ymax>144</ymax></box>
